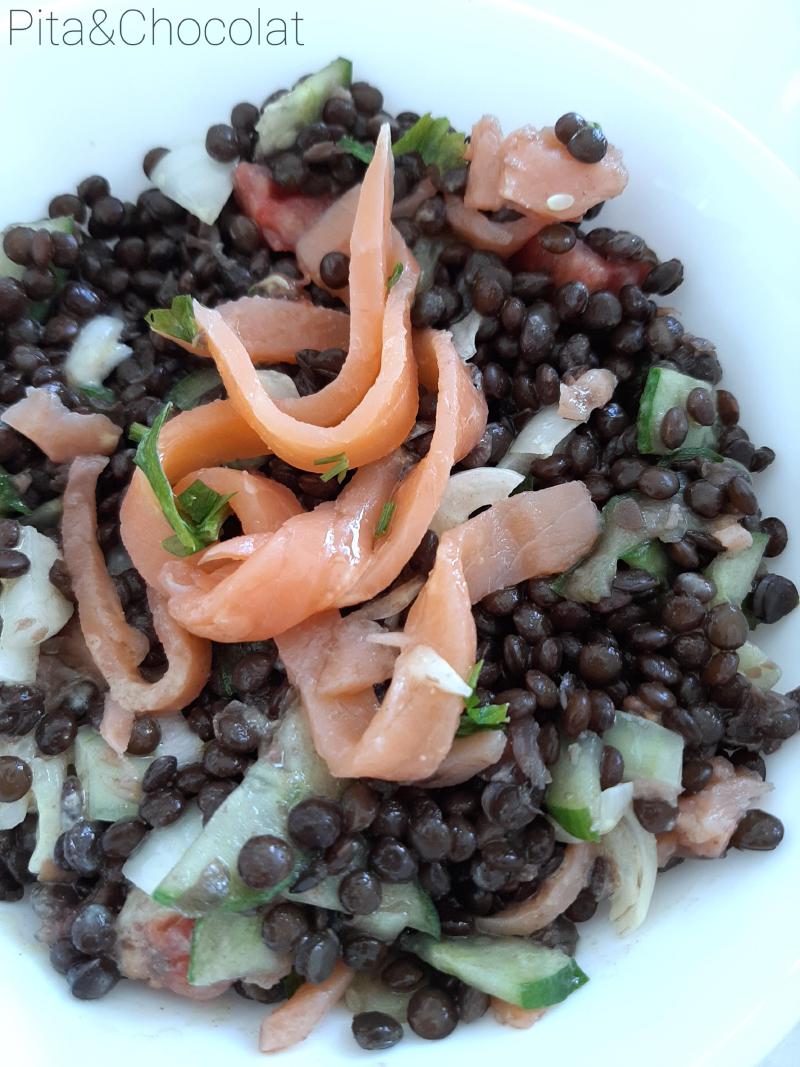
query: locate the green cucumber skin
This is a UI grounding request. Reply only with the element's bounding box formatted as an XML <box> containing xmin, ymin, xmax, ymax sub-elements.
<box><xmin>545</xmin><ymin>732</ymin><xmax>603</xmax><ymax>842</ymax></box>
<box><xmin>637</xmin><ymin>367</ymin><xmax>717</xmax><ymax>456</ymax></box>
<box><xmin>706</xmin><ymin>531</ymin><xmax>768</xmax><ymax>606</ymax></box>
<box><xmin>407</xmin><ymin>934</ymin><xmax>589</xmax><ymax>1010</ymax></box>
<box><xmin>256</xmin><ymin>57</ymin><xmax>352</xmax><ymax>155</ymax></box>
<box><xmin>620</xmin><ymin>540</ymin><xmax>670</xmax><ymax>582</ymax></box>
<box><xmin>546</xmin><ymin>804</ymin><xmax>598</xmax><ymax>842</ymax></box>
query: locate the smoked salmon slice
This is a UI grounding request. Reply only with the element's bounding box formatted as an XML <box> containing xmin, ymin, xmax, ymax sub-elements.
<box><xmin>157</xmin><ymin>328</ymin><xmax>484</xmax><ymax>642</ymax></box>
<box><xmin>3</xmin><ymin>387</ymin><xmax>121</xmax><ymax>463</ymax></box>
<box><xmin>194</xmin><ymin>127</ymin><xmax>420</xmax><ymax>471</ymax></box>
<box><xmin>444</xmin><ymin>196</ymin><xmax>546</xmax><ymax>258</ymax></box>
<box><xmin>514</xmin><ymin>235</ymin><xmax>651</xmax><ymax>293</ymax></box>
<box><xmin>464</xmin><ymin>116</ymin><xmax>505</xmax><ymax>212</ymax></box>
<box><xmin>62</xmin><ymin>457</ymin><xmax>210</xmax><ymax>737</ymax></box>
<box><xmin>150</xmin><ymin>295</ymin><xmax>351</xmax><ymax>365</ymax></box>
<box><xmin>278</xmin><ymin>481</ymin><xmax>599</xmax><ymax>780</ymax></box>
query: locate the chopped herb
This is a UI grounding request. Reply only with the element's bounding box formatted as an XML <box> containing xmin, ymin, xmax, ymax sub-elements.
<box><xmin>313</xmin><ymin>452</ymin><xmax>349</xmax><ymax>484</ymax></box>
<box><xmin>133</xmin><ymin>403</ymin><xmax>234</xmax><ymax>557</ymax></box>
<box><xmin>338</xmin><ymin>134</ymin><xmax>375</xmax><ymax>164</ymax></box>
<box><xmin>391</xmin><ymin>114</ymin><xmax>467</xmax><ymax>171</ymax></box>
<box><xmin>375</xmin><ymin>501</ymin><xmax>396</xmax><ymax>538</ymax></box>
<box><xmin>386</xmin><ymin>262</ymin><xmax>404</xmax><ymax>292</ymax></box>
<box><xmin>145</xmin><ymin>294</ymin><xmax>198</xmax><ymax>345</ymax></box>
<box><xmin>339</xmin><ymin>114</ymin><xmax>467</xmax><ymax>173</ymax></box>
<box><xmin>128</xmin><ymin>422</ymin><xmax>148</xmax><ymax>444</ymax></box>
<box><xmin>0</xmin><ymin>472</ymin><xmax>30</xmax><ymax>517</ymax></box>
<box><xmin>166</xmin><ymin>367</ymin><xmax>223</xmax><ymax>411</ymax></box>
<box><xmin>456</xmin><ymin>659</ymin><xmax>510</xmax><ymax>737</ymax></box>
<box><xmin>79</xmin><ymin>384</ymin><xmax>117</xmax><ymax>406</ymax></box>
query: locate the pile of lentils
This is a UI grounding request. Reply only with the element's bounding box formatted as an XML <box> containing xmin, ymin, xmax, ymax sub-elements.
<box><xmin>0</xmin><ymin>69</ymin><xmax>798</xmax><ymax>1048</ymax></box>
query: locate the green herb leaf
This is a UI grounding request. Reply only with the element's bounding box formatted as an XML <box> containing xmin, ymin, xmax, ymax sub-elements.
<box><xmin>386</xmin><ymin>262</ymin><xmax>404</xmax><ymax>292</ymax></box>
<box><xmin>145</xmin><ymin>295</ymin><xmax>198</xmax><ymax>345</ymax></box>
<box><xmin>338</xmin><ymin>114</ymin><xmax>467</xmax><ymax>173</ymax></box>
<box><xmin>133</xmin><ymin>403</ymin><xmax>234</xmax><ymax>557</ymax></box>
<box><xmin>79</xmin><ymin>384</ymin><xmax>118</xmax><ymax>406</ymax></box>
<box><xmin>375</xmin><ymin>501</ymin><xmax>396</xmax><ymax>539</ymax></box>
<box><xmin>128</xmin><ymin>422</ymin><xmax>148</xmax><ymax>444</ymax></box>
<box><xmin>457</xmin><ymin>659</ymin><xmax>510</xmax><ymax>737</ymax></box>
<box><xmin>313</xmin><ymin>452</ymin><xmax>349</xmax><ymax>484</ymax></box>
<box><xmin>0</xmin><ymin>472</ymin><xmax>30</xmax><ymax>517</ymax></box>
<box><xmin>338</xmin><ymin>135</ymin><xmax>375</xmax><ymax>164</ymax></box>
<box><xmin>392</xmin><ymin>113</ymin><xmax>467</xmax><ymax>171</ymax></box>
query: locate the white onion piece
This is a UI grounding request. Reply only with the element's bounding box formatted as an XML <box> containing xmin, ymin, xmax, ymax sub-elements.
<box><xmin>403</xmin><ymin>644</ymin><xmax>472</xmax><ymax>698</ymax></box>
<box><xmin>602</xmin><ymin>810</ymin><xmax>658</xmax><ymax>935</ymax></box>
<box><xmin>354</xmin><ymin>577</ymin><xmax>425</xmax><ymax>622</ymax></box>
<box><xmin>430</xmin><ymin>467</ymin><xmax>525</xmax><ymax>536</ymax></box>
<box><xmin>155</xmin><ymin>715</ymin><xmax>205</xmax><ymax>766</ymax></box>
<box><xmin>123</xmin><ymin>807</ymin><xmax>203</xmax><ymax>896</ymax></box>
<box><xmin>0</xmin><ymin>645</ymin><xmax>39</xmax><ymax>684</ymax></box>
<box><xmin>28</xmin><ymin>753</ymin><xmax>68</xmax><ymax>875</ymax></box>
<box><xmin>449</xmin><ymin>310</ymin><xmax>483</xmax><ymax>361</ymax></box>
<box><xmin>151</xmin><ymin>143</ymin><xmax>235</xmax><ymax>225</ymax></box>
<box><xmin>64</xmin><ymin>316</ymin><xmax>132</xmax><ymax>387</ymax></box>
<box><xmin>498</xmin><ymin>407</ymin><xmax>576</xmax><ymax>472</ymax></box>
<box><xmin>256</xmin><ymin>369</ymin><xmax>301</xmax><ymax>401</ymax></box>
<box><xmin>0</xmin><ymin>796</ymin><xmax>29</xmax><ymax>830</ymax></box>
<box><xmin>0</xmin><ymin>527</ymin><xmax>73</xmax><ymax>651</ymax></box>
<box><xmin>592</xmin><ymin>781</ymin><xmax>634</xmax><ymax>835</ymax></box>
<box><xmin>365</xmin><ymin>631</ymin><xmax>412</xmax><ymax>650</ymax></box>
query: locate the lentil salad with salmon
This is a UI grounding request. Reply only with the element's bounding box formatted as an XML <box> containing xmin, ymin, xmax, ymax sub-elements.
<box><xmin>0</xmin><ymin>56</ymin><xmax>797</xmax><ymax>1053</ymax></box>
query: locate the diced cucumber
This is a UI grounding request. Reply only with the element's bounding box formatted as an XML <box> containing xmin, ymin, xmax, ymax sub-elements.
<box><xmin>637</xmin><ymin>367</ymin><xmax>717</xmax><ymax>455</ymax></box>
<box><xmin>345</xmin><ymin>973</ymin><xmax>411</xmax><ymax>1021</ymax></box>
<box><xmin>405</xmin><ymin>934</ymin><xmax>588</xmax><ymax>1010</ymax></box>
<box><xmin>28</xmin><ymin>753</ymin><xmax>67</xmax><ymax>874</ymax></box>
<box><xmin>123</xmin><ymin>806</ymin><xmax>203</xmax><ymax>896</ymax></box>
<box><xmin>75</xmin><ymin>718</ymin><xmax>203</xmax><ymax>822</ymax></box>
<box><xmin>561</xmin><ymin>495</ymin><xmax>697</xmax><ymax>604</ymax></box>
<box><xmin>737</xmin><ymin>640</ymin><xmax>781</xmax><ymax>690</ymax></box>
<box><xmin>284</xmin><ymin>878</ymin><xmax>440</xmax><ymax>940</ymax></box>
<box><xmin>619</xmin><ymin>539</ymin><xmax>670</xmax><ymax>583</ymax></box>
<box><xmin>545</xmin><ymin>732</ymin><xmax>603</xmax><ymax>842</ymax></box>
<box><xmin>705</xmin><ymin>531</ymin><xmax>768</xmax><ymax>607</ymax></box>
<box><xmin>188</xmin><ymin>911</ymin><xmax>286</xmax><ymax>986</ymax></box>
<box><xmin>0</xmin><ymin>216</ymin><xmax>74</xmax><ymax>281</ymax></box>
<box><xmin>603</xmin><ymin>711</ymin><xmax>683</xmax><ymax>798</ymax></box>
<box><xmin>153</xmin><ymin>707</ymin><xmax>340</xmax><ymax>914</ymax></box>
<box><xmin>256</xmin><ymin>58</ymin><xmax>353</xmax><ymax>156</ymax></box>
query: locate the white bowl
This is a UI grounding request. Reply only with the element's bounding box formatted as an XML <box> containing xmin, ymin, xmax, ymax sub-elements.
<box><xmin>1</xmin><ymin>2</ymin><xmax>799</xmax><ymax>1064</ymax></box>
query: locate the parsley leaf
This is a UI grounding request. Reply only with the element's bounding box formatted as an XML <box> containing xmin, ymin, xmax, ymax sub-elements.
<box><xmin>133</xmin><ymin>403</ymin><xmax>234</xmax><ymax>557</ymax></box>
<box><xmin>375</xmin><ymin>501</ymin><xmax>396</xmax><ymax>539</ymax></box>
<box><xmin>386</xmin><ymin>263</ymin><xmax>404</xmax><ymax>292</ymax></box>
<box><xmin>456</xmin><ymin>659</ymin><xmax>510</xmax><ymax>738</ymax></box>
<box><xmin>338</xmin><ymin>114</ymin><xmax>467</xmax><ymax>173</ymax></box>
<box><xmin>79</xmin><ymin>384</ymin><xmax>117</xmax><ymax>406</ymax></box>
<box><xmin>0</xmin><ymin>472</ymin><xmax>30</xmax><ymax>517</ymax></box>
<box><xmin>145</xmin><ymin>295</ymin><xmax>198</xmax><ymax>345</ymax></box>
<box><xmin>313</xmin><ymin>452</ymin><xmax>349</xmax><ymax>484</ymax></box>
<box><xmin>338</xmin><ymin>135</ymin><xmax>375</xmax><ymax>164</ymax></box>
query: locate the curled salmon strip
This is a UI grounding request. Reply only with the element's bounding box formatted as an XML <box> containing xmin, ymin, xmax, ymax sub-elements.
<box><xmin>279</xmin><ymin>481</ymin><xmax>599</xmax><ymax>781</ymax></box>
<box><xmin>465</xmin><ymin>116</ymin><xmax>505</xmax><ymax>212</ymax></box>
<box><xmin>162</xmin><ymin>329</ymin><xmax>485</xmax><ymax>643</ymax></box>
<box><xmin>62</xmin><ymin>456</ymin><xmax>210</xmax><ymax>736</ymax></box>
<box><xmin>259</xmin><ymin>962</ymin><xmax>353</xmax><ymax>1054</ymax></box>
<box><xmin>476</xmin><ymin>843</ymin><xmax>597</xmax><ymax>936</ymax></box>
<box><xmin>4</xmin><ymin>386</ymin><xmax>121</xmax><ymax>463</ymax></box>
<box><xmin>501</xmin><ymin>126</ymin><xmax>628</xmax><ymax>219</ymax></box>
<box><xmin>445</xmin><ymin>195</ymin><xmax>546</xmax><ymax>257</ymax></box>
<box><xmin>120</xmin><ymin>399</ymin><xmax>270</xmax><ymax>589</ymax></box>
<box><xmin>151</xmin><ymin>295</ymin><xmax>350</xmax><ymax>365</ymax></box>
<box><xmin>195</xmin><ymin>130</ymin><xmax>420</xmax><ymax>471</ymax></box>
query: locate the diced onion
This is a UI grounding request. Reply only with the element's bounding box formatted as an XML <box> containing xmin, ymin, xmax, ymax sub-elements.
<box><xmin>430</xmin><ymin>467</ymin><xmax>524</xmax><ymax>536</ymax></box>
<box><xmin>64</xmin><ymin>316</ymin><xmax>132</xmax><ymax>387</ymax></box>
<box><xmin>256</xmin><ymin>369</ymin><xmax>301</xmax><ymax>401</ymax></box>
<box><xmin>354</xmin><ymin>577</ymin><xmax>425</xmax><ymax>622</ymax></box>
<box><xmin>498</xmin><ymin>407</ymin><xmax>576</xmax><ymax>473</ymax></box>
<box><xmin>403</xmin><ymin>644</ymin><xmax>472</xmax><ymax>698</ymax></box>
<box><xmin>0</xmin><ymin>528</ymin><xmax>73</xmax><ymax>683</ymax></box>
<box><xmin>592</xmin><ymin>781</ymin><xmax>634</xmax><ymax>835</ymax></box>
<box><xmin>449</xmin><ymin>310</ymin><xmax>483</xmax><ymax>361</ymax></box>
<box><xmin>151</xmin><ymin>143</ymin><xmax>235</xmax><ymax>225</ymax></box>
<box><xmin>365</xmin><ymin>631</ymin><xmax>412</xmax><ymax>649</ymax></box>
<box><xmin>602</xmin><ymin>810</ymin><xmax>658</xmax><ymax>935</ymax></box>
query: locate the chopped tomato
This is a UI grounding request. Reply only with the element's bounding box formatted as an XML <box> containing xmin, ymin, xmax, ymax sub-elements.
<box><xmin>233</xmin><ymin>162</ymin><xmax>333</xmax><ymax>252</ymax></box>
